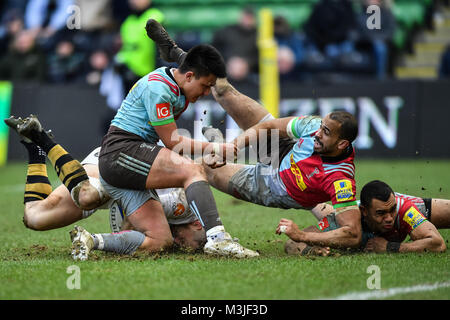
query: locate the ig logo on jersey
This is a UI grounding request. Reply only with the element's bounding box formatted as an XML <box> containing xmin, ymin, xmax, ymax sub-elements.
<box><xmin>156</xmin><ymin>103</ymin><xmax>171</xmax><ymax>119</ymax></box>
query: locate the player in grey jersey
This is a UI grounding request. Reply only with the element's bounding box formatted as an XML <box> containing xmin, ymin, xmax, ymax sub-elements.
<box><xmin>7</xmin><ymin>129</ymin><xmax>207</xmax><ymax>257</ymax></box>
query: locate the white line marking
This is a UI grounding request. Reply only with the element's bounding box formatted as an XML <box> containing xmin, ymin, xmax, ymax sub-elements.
<box><xmin>325</xmin><ymin>281</ymin><xmax>450</xmax><ymax>300</ymax></box>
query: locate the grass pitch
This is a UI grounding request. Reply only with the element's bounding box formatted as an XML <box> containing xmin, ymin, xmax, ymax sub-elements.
<box><xmin>0</xmin><ymin>159</ymin><xmax>449</xmax><ymax>300</ymax></box>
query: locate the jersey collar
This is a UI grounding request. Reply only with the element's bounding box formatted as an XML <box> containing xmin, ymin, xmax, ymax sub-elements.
<box><xmin>320</xmin><ymin>145</ymin><xmax>354</xmax><ymax>163</ymax></box>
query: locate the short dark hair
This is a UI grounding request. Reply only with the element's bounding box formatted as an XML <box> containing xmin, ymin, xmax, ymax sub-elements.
<box><xmin>360</xmin><ymin>180</ymin><xmax>394</xmax><ymax>209</ymax></box>
<box><xmin>329</xmin><ymin>111</ymin><xmax>358</xmax><ymax>143</ymax></box>
<box><xmin>178</xmin><ymin>44</ymin><xmax>226</xmax><ymax>78</ymax></box>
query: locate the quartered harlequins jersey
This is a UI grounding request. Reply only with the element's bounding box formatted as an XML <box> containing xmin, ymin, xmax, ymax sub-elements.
<box><xmin>111</xmin><ymin>67</ymin><xmax>189</xmax><ymax>143</ymax></box>
<box><xmin>279</xmin><ymin>116</ymin><xmax>357</xmax><ymax>209</ymax></box>
<box><xmin>375</xmin><ymin>194</ymin><xmax>428</xmax><ymax>242</ymax></box>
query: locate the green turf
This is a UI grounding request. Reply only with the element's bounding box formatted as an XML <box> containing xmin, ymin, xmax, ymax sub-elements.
<box><xmin>0</xmin><ymin>159</ymin><xmax>449</xmax><ymax>300</ymax></box>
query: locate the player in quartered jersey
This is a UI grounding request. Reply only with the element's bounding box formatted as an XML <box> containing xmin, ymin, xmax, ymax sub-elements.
<box><xmin>98</xmin><ymin>41</ymin><xmax>258</xmax><ymax>258</ymax></box>
<box><xmin>358</xmin><ymin>181</ymin><xmax>447</xmax><ymax>253</ymax></box>
<box><xmin>146</xmin><ymin>19</ymin><xmax>362</xmax><ymax>250</ymax></box>
<box><xmin>285</xmin><ymin>180</ymin><xmax>448</xmax><ymax>255</ymax></box>
<box><xmin>3</xmin><ymin>127</ymin><xmax>206</xmax><ymax>254</ymax></box>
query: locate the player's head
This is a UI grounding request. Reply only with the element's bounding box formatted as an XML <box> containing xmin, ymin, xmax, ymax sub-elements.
<box><xmin>314</xmin><ymin>111</ymin><xmax>358</xmax><ymax>157</ymax></box>
<box><xmin>359</xmin><ymin>180</ymin><xmax>397</xmax><ymax>233</ymax></box>
<box><xmin>178</xmin><ymin>44</ymin><xmax>226</xmax><ymax>103</ymax></box>
<box><xmin>170</xmin><ymin>220</ymin><xmax>206</xmax><ymax>251</ymax></box>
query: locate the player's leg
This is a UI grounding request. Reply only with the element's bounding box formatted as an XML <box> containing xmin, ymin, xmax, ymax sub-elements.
<box><xmin>202</xmin><ymin>161</ymin><xmax>246</xmax><ymax>195</ymax></box>
<box><xmin>146</xmin><ymin>149</ymin><xmax>258</xmax><ymax>257</ymax></box>
<box><xmin>145</xmin><ymin>18</ymin><xmax>270</xmax><ymax>130</ymax></box>
<box><xmin>24</xmin><ymin>184</ymin><xmax>83</xmax><ymax>230</ymax></box>
<box><xmin>430</xmin><ymin>198</ymin><xmax>450</xmax><ymax>228</ymax></box>
<box><xmin>70</xmin><ymin>189</ymin><xmax>173</xmax><ymax>260</ymax></box>
<box><xmin>23</xmin><ymin>164</ymin><xmax>101</xmax><ymax>230</ymax></box>
<box><xmin>212</xmin><ymin>78</ymin><xmax>272</xmax><ymax>130</ymax></box>
<box><xmin>7</xmin><ymin>115</ymin><xmax>108</xmax><ymax>210</ymax></box>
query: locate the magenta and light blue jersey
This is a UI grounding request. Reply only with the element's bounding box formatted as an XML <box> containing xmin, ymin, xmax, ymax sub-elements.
<box><xmin>279</xmin><ymin>115</ymin><xmax>357</xmax><ymax>209</ymax></box>
<box><xmin>111</xmin><ymin>67</ymin><xmax>189</xmax><ymax>143</ymax></box>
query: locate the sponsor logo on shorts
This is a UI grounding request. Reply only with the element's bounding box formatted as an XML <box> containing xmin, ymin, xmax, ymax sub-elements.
<box><xmin>140</xmin><ymin>143</ymin><xmax>156</xmax><ymax>151</ymax></box>
<box><xmin>334</xmin><ymin>179</ymin><xmax>354</xmax><ymax>202</ymax></box>
<box><xmin>156</xmin><ymin>103</ymin><xmax>171</xmax><ymax>119</ymax></box>
<box><xmin>403</xmin><ymin>206</ymin><xmax>425</xmax><ymax>229</ymax></box>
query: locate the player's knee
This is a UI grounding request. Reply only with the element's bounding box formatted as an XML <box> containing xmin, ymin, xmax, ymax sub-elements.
<box><xmin>77</xmin><ymin>186</ymin><xmax>100</xmax><ymax>210</ymax></box>
<box><xmin>182</xmin><ymin>162</ymin><xmax>207</xmax><ymax>182</ymax></box>
<box><xmin>23</xmin><ymin>207</ymin><xmax>43</xmax><ymax>231</ymax></box>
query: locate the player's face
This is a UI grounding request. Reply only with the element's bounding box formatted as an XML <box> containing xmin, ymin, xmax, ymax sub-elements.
<box><xmin>362</xmin><ymin>193</ymin><xmax>397</xmax><ymax>233</ymax></box>
<box><xmin>314</xmin><ymin>115</ymin><xmax>344</xmax><ymax>156</ymax></box>
<box><xmin>183</xmin><ymin>72</ymin><xmax>217</xmax><ymax>103</ymax></box>
<box><xmin>173</xmin><ymin>222</ymin><xmax>206</xmax><ymax>251</ymax></box>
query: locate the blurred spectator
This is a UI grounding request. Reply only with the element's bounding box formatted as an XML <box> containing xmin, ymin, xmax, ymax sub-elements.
<box><xmin>0</xmin><ymin>9</ymin><xmax>25</xmax><ymax>56</ymax></box>
<box><xmin>303</xmin><ymin>0</ymin><xmax>357</xmax><ymax>72</ymax></box>
<box><xmin>86</xmin><ymin>50</ymin><xmax>111</xmax><ymax>86</ymax></box>
<box><xmin>439</xmin><ymin>44</ymin><xmax>450</xmax><ymax>78</ymax></box>
<box><xmin>0</xmin><ymin>30</ymin><xmax>46</xmax><ymax>81</ymax></box>
<box><xmin>274</xmin><ymin>15</ymin><xmax>305</xmax><ymax>80</ymax></box>
<box><xmin>24</xmin><ymin>0</ymin><xmax>75</xmax><ymax>50</ymax></box>
<box><xmin>72</xmin><ymin>0</ymin><xmax>119</xmax><ymax>54</ymax></box>
<box><xmin>115</xmin><ymin>0</ymin><xmax>164</xmax><ymax>91</ymax></box>
<box><xmin>356</xmin><ymin>0</ymin><xmax>396</xmax><ymax>79</ymax></box>
<box><xmin>212</xmin><ymin>7</ymin><xmax>259</xmax><ymax>82</ymax></box>
<box><xmin>46</xmin><ymin>31</ymin><xmax>86</xmax><ymax>83</ymax></box>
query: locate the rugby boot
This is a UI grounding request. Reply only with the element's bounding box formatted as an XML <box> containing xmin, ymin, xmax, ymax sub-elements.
<box><xmin>145</xmin><ymin>19</ymin><xmax>186</xmax><ymax>64</ymax></box>
<box><xmin>9</xmin><ymin>114</ymin><xmax>54</xmax><ymax>143</ymax></box>
<box><xmin>70</xmin><ymin>225</ymin><xmax>94</xmax><ymax>261</ymax></box>
<box><xmin>4</xmin><ymin>116</ymin><xmax>32</xmax><ymax>143</ymax></box>
<box><xmin>204</xmin><ymin>226</ymin><xmax>259</xmax><ymax>258</ymax></box>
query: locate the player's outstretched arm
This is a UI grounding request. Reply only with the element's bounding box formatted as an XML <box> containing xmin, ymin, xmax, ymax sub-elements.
<box><xmin>365</xmin><ymin>221</ymin><xmax>446</xmax><ymax>253</ymax></box>
<box><xmin>232</xmin><ymin>117</ymin><xmax>295</xmax><ymax>150</ymax></box>
<box><xmin>277</xmin><ymin>207</ymin><xmax>362</xmax><ymax>249</ymax></box>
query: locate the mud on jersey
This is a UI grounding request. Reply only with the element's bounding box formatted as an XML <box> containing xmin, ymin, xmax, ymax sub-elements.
<box><xmin>111</xmin><ymin>67</ymin><xmax>189</xmax><ymax>143</ymax></box>
<box><xmin>279</xmin><ymin>116</ymin><xmax>357</xmax><ymax>209</ymax></box>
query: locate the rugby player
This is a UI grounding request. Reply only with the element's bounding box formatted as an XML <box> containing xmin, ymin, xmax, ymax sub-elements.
<box><xmin>93</xmin><ymin>41</ymin><xmax>258</xmax><ymax>257</ymax></box>
<box><xmin>4</xmin><ymin>117</ymin><xmax>207</xmax><ymax>258</ymax></box>
<box><xmin>283</xmin><ymin>180</ymin><xmax>448</xmax><ymax>255</ymax></box>
<box><xmin>147</xmin><ymin>19</ymin><xmax>362</xmax><ymax>249</ymax></box>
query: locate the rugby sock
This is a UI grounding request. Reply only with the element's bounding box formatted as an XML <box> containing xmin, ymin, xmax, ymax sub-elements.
<box><xmin>184</xmin><ymin>181</ymin><xmax>223</xmax><ymax>234</ymax></box>
<box><xmin>91</xmin><ymin>231</ymin><xmax>145</xmax><ymax>255</ymax></box>
<box><xmin>29</xmin><ymin>130</ymin><xmax>89</xmax><ymax>193</ymax></box>
<box><xmin>21</xmin><ymin>141</ymin><xmax>52</xmax><ymax>203</ymax></box>
<box><xmin>46</xmin><ymin>144</ymin><xmax>89</xmax><ymax>193</ymax></box>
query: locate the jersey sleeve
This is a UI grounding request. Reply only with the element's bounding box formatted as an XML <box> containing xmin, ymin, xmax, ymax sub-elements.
<box><xmin>286</xmin><ymin>116</ymin><xmax>321</xmax><ymax>139</ymax></box>
<box><xmin>325</xmin><ymin>174</ymin><xmax>357</xmax><ymax>209</ymax></box>
<box><xmin>145</xmin><ymin>81</ymin><xmax>176</xmax><ymax>127</ymax></box>
<box><xmin>399</xmin><ymin>201</ymin><xmax>427</xmax><ymax>235</ymax></box>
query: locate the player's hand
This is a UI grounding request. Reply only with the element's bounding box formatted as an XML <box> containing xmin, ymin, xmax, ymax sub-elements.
<box><xmin>364</xmin><ymin>237</ymin><xmax>388</xmax><ymax>253</ymax></box>
<box><xmin>203</xmin><ymin>153</ymin><xmax>226</xmax><ymax>169</ymax></box>
<box><xmin>276</xmin><ymin>218</ymin><xmax>303</xmax><ymax>242</ymax></box>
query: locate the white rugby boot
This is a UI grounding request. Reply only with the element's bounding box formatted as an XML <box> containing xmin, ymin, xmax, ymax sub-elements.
<box><xmin>204</xmin><ymin>226</ymin><xmax>259</xmax><ymax>258</ymax></box>
<box><xmin>70</xmin><ymin>225</ymin><xmax>94</xmax><ymax>261</ymax></box>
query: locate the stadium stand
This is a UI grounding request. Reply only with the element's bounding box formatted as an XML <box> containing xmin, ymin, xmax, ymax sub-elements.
<box><xmin>0</xmin><ymin>0</ymin><xmax>447</xmax><ymax>84</ymax></box>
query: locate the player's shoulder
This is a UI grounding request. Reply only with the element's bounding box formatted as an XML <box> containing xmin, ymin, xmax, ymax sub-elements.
<box><xmin>322</xmin><ymin>162</ymin><xmax>355</xmax><ymax>181</ymax></box>
<box><xmin>146</xmin><ymin>67</ymin><xmax>180</xmax><ymax>97</ymax></box>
